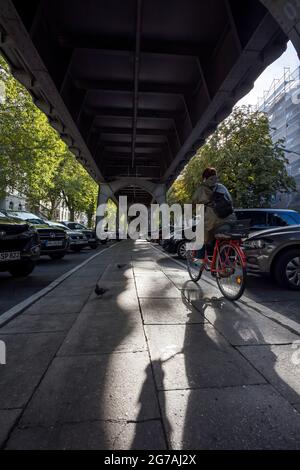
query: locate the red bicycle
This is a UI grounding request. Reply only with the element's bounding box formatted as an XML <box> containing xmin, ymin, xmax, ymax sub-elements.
<box><xmin>186</xmin><ymin>229</ymin><xmax>247</xmax><ymax>301</ymax></box>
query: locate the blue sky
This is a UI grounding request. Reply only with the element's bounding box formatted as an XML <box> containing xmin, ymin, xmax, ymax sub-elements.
<box><xmin>237</xmin><ymin>41</ymin><xmax>299</xmax><ymax>106</ymax></box>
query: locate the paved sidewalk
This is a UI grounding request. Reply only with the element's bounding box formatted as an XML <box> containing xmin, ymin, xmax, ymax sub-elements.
<box><xmin>0</xmin><ymin>240</ymin><xmax>300</xmax><ymax>449</ymax></box>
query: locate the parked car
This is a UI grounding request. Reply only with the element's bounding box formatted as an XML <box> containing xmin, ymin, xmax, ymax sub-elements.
<box><xmin>4</xmin><ymin>211</ymin><xmax>69</xmax><ymax>260</ymax></box>
<box><xmin>60</xmin><ymin>222</ymin><xmax>100</xmax><ymax>248</ymax></box>
<box><xmin>163</xmin><ymin>209</ymin><xmax>300</xmax><ymax>260</ymax></box>
<box><xmin>47</xmin><ymin>221</ymin><xmax>89</xmax><ymax>252</ymax></box>
<box><xmin>0</xmin><ymin>210</ymin><xmax>40</xmax><ymax>277</ymax></box>
<box><xmin>235</xmin><ymin>208</ymin><xmax>300</xmax><ymax>231</ymax></box>
<box><xmin>243</xmin><ymin>225</ymin><xmax>300</xmax><ymax>290</ymax></box>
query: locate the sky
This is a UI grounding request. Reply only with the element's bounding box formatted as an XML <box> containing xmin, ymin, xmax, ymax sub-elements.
<box><xmin>237</xmin><ymin>41</ymin><xmax>299</xmax><ymax>107</ymax></box>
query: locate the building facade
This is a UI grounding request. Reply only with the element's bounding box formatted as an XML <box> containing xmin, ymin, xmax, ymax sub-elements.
<box><xmin>0</xmin><ymin>188</ymin><xmax>26</xmax><ymax>211</ymax></box>
<box><xmin>257</xmin><ymin>66</ymin><xmax>300</xmax><ymax>209</ymax></box>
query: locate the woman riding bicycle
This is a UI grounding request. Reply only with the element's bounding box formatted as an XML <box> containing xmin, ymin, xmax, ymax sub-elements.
<box><xmin>192</xmin><ymin>167</ymin><xmax>236</xmax><ymax>261</ymax></box>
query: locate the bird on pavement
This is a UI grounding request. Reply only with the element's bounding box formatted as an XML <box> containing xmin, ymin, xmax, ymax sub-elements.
<box><xmin>94</xmin><ymin>285</ymin><xmax>109</xmax><ymax>297</ymax></box>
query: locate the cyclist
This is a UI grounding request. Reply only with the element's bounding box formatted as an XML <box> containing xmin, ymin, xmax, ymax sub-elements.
<box><xmin>192</xmin><ymin>167</ymin><xmax>236</xmax><ymax>262</ymax></box>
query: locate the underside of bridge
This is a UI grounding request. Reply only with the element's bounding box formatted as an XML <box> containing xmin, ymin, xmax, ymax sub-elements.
<box><xmin>0</xmin><ymin>0</ymin><xmax>298</xmax><ymax>204</ymax></box>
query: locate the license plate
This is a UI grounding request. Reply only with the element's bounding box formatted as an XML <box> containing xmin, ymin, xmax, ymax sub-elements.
<box><xmin>45</xmin><ymin>240</ymin><xmax>63</xmax><ymax>247</ymax></box>
<box><xmin>89</xmin><ymin>238</ymin><xmax>96</xmax><ymax>242</ymax></box>
<box><xmin>0</xmin><ymin>251</ymin><xmax>21</xmax><ymax>262</ymax></box>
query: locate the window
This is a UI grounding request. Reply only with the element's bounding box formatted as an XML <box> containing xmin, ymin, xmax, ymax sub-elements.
<box><xmin>235</xmin><ymin>211</ymin><xmax>267</xmax><ymax>228</ymax></box>
<box><xmin>267</xmin><ymin>212</ymin><xmax>298</xmax><ymax>227</ymax></box>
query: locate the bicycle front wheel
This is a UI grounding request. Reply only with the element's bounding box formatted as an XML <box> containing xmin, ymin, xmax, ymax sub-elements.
<box><xmin>216</xmin><ymin>243</ymin><xmax>246</xmax><ymax>300</ymax></box>
<box><xmin>186</xmin><ymin>248</ymin><xmax>204</xmax><ymax>282</ymax></box>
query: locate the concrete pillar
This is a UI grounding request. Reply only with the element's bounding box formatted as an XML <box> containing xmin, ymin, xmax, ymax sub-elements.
<box><xmin>152</xmin><ymin>183</ymin><xmax>167</xmax><ymax>204</ymax></box>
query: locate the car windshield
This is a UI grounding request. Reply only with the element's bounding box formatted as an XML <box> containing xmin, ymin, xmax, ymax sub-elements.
<box><xmin>25</xmin><ymin>218</ymin><xmax>46</xmax><ymax>225</ymax></box>
<box><xmin>68</xmin><ymin>223</ymin><xmax>87</xmax><ymax>230</ymax></box>
<box><xmin>0</xmin><ymin>211</ymin><xmax>6</xmax><ymax>218</ymax></box>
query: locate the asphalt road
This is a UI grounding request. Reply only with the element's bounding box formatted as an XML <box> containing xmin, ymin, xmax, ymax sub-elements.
<box><xmin>0</xmin><ymin>244</ymin><xmax>112</xmax><ymax>316</ymax></box>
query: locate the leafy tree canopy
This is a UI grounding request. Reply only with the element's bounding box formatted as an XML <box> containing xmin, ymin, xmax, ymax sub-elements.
<box><xmin>0</xmin><ymin>55</ymin><xmax>99</xmax><ymax>225</ymax></box>
<box><xmin>168</xmin><ymin>107</ymin><xmax>295</xmax><ymax>208</ymax></box>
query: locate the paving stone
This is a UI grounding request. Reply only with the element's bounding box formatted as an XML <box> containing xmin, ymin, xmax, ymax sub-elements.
<box><xmin>0</xmin><ymin>313</ymin><xmax>76</xmax><ymax>334</ymax></box>
<box><xmin>145</xmin><ymin>324</ymin><xmax>265</xmax><ymax>390</ymax></box>
<box><xmin>6</xmin><ymin>420</ymin><xmax>166</xmax><ymax>450</ymax></box>
<box><xmin>201</xmin><ymin>300</ymin><xmax>299</xmax><ymax>345</ymax></box>
<box><xmin>135</xmin><ymin>279</ymin><xmax>181</xmax><ymax>298</ymax></box>
<box><xmin>100</xmin><ymin>270</ymin><xmax>134</xmax><ymax>281</ymax></box>
<box><xmin>140</xmin><ymin>298</ymin><xmax>205</xmax><ymax>324</ymax></box>
<box><xmin>58</xmin><ymin>310</ymin><xmax>145</xmax><ymax>355</ymax></box>
<box><xmin>238</xmin><ymin>344</ymin><xmax>300</xmax><ymax>404</ymax></box>
<box><xmin>0</xmin><ymin>409</ymin><xmax>22</xmax><ymax>448</ymax></box>
<box><xmin>46</xmin><ymin>285</ymin><xmax>92</xmax><ymax>297</ymax></box>
<box><xmin>160</xmin><ymin>384</ymin><xmax>300</xmax><ymax>449</ymax></box>
<box><xmin>181</xmin><ymin>280</ymin><xmax>223</xmax><ymax>304</ymax></box>
<box><xmin>25</xmin><ymin>296</ymin><xmax>88</xmax><ymax>315</ymax></box>
<box><xmin>84</xmin><ymin>284</ymin><xmax>140</xmax><ymax>313</ymax></box>
<box><xmin>0</xmin><ymin>333</ymin><xmax>65</xmax><ymax>408</ymax></box>
<box><xmin>134</xmin><ymin>271</ymin><xmax>167</xmax><ymax>279</ymax></box>
<box><xmin>21</xmin><ymin>352</ymin><xmax>160</xmax><ymax>426</ymax></box>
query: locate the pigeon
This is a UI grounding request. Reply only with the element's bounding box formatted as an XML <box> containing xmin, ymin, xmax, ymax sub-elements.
<box><xmin>94</xmin><ymin>285</ymin><xmax>109</xmax><ymax>297</ymax></box>
<box><xmin>117</xmin><ymin>263</ymin><xmax>127</xmax><ymax>269</ymax></box>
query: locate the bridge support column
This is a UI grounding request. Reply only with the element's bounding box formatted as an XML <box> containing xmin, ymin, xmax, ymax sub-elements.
<box><xmin>152</xmin><ymin>184</ymin><xmax>167</xmax><ymax>204</ymax></box>
<box><xmin>261</xmin><ymin>0</ymin><xmax>300</xmax><ymax>57</ymax></box>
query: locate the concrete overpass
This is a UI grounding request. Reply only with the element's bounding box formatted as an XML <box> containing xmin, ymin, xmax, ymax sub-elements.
<box><xmin>0</xmin><ymin>0</ymin><xmax>299</xmax><ymax>205</ymax></box>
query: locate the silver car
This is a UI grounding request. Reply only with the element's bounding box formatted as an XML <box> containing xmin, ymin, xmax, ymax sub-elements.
<box><xmin>243</xmin><ymin>225</ymin><xmax>300</xmax><ymax>290</ymax></box>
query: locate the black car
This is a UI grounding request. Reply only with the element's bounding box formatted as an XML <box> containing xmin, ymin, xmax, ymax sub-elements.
<box><xmin>243</xmin><ymin>225</ymin><xmax>300</xmax><ymax>290</ymax></box>
<box><xmin>163</xmin><ymin>209</ymin><xmax>300</xmax><ymax>260</ymax></box>
<box><xmin>47</xmin><ymin>221</ymin><xmax>89</xmax><ymax>252</ymax></box>
<box><xmin>235</xmin><ymin>209</ymin><xmax>300</xmax><ymax>231</ymax></box>
<box><xmin>4</xmin><ymin>211</ymin><xmax>69</xmax><ymax>259</ymax></box>
<box><xmin>60</xmin><ymin>222</ymin><xmax>100</xmax><ymax>248</ymax></box>
<box><xmin>0</xmin><ymin>211</ymin><xmax>40</xmax><ymax>277</ymax></box>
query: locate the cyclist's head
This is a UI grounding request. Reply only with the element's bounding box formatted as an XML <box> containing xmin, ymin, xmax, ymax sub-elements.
<box><xmin>202</xmin><ymin>167</ymin><xmax>217</xmax><ymax>181</ymax></box>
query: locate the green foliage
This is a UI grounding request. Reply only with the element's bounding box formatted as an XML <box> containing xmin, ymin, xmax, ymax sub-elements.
<box><xmin>0</xmin><ymin>55</ymin><xmax>98</xmax><ymax>223</ymax></box>
<box><xmin>167</xmin><ymin>107</ymin><xmax>296</xmax><ymax>208</ymax></box>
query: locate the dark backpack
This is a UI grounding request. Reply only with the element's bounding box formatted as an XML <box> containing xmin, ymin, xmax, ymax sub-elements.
<box><xmin>211</xmin><ymin>184</ymin><xmax>233</xmax><ymax>219</ymax></box>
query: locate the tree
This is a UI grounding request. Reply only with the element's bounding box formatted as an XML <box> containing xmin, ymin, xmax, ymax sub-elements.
<box><xmin>0</xmin><ymin>54</ymin><xmax>98</xmax><ymax>224</ymax></box>
<box><xmin>168</xmin><ymin>107</ymin><xmax>296</xmax><ymax>208</ymax></box>
<box><xmin>55</xmin><ymin>153</ymin><xmax>98</xmax><ymax>223</ymax></box>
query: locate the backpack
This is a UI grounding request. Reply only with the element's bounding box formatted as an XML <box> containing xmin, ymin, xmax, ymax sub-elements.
<box><xmin>211</xmin><ymin>184</ymin><xmax>233</xmax><ymax>219</ymax></box>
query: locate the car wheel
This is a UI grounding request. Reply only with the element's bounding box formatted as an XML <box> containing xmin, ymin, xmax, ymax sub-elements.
<box><xmin>177</xmin><ymin>240</ymin><xmax>187</xmax><ymax>259</ymax></box>
<box><xmin>274</xmin><ymin>249</ymin><xmax>300</xmax><ymax>290</ymax></box>
<box><xmin>9</xmin><ymin>261</ymin><xmax>35</xmax><ymax>278</ymax></box>
<box><xmin>49</xmin><ymin>253</ymin><xmax>65</xmax><ymax>260</ymax></box>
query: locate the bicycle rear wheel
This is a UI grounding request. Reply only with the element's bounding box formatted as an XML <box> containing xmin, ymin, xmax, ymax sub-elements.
<box><xmin>215</xmin><ymin>243</ymin><xmax>246</xmax><ymax>300</ymax></box>
<box><xmin>186</xmin><ymin>248</ymin><xmax>204</xmax><ymax>282</ymax></box>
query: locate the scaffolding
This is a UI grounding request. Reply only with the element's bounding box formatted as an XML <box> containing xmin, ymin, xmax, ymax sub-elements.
<box><xmin>254</xmin><ymin>66</ymin><xmax>300</xmax><ymax>208</ymax></box>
